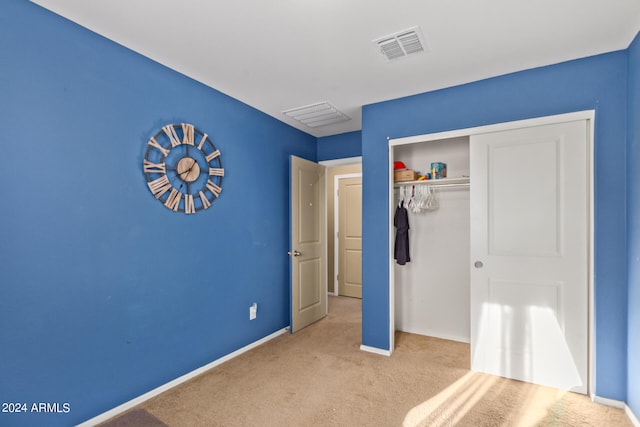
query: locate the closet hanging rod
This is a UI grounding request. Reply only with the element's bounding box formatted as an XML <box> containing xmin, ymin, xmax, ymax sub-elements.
<box><xmin>394</xmin><ymin>177</ymin><xmax>470</xmax><ymax>188</ymax></box>
<box><xmin>394</xmin><ymin>183</ymin><xmax>470</xmax><ymax>189</ymax></box>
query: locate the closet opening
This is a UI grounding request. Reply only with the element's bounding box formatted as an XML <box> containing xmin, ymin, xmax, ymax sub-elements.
<box><xmin>392</xmin><ymin>136</ymin><xmax>471</xmax><ymax>344</ymax></box>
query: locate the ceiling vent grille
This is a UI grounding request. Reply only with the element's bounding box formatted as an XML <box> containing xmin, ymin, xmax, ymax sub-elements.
<box><xmin>374</xmin><ymin>26</ymin><xmax>427</xmax><ymax>61</ymax></box>
<box><xmin>283</xmin><ymin>102</ymin><xmax>351</xmax><ymax>128</ymax></box>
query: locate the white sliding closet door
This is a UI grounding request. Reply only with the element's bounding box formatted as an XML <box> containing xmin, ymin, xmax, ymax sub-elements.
<box><xmin>469</xmin><ymin>120</ymin><xmax>588</xmax><ymax>393</ymax></box>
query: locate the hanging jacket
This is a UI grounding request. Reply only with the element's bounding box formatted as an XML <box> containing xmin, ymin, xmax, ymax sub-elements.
<box><xmin>394</xmin><ymin>202</ymin><xmax>410</xmax><ymax>265</ymax></box>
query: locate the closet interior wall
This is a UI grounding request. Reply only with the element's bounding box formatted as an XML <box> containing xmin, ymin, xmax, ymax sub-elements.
<box><xmin>393</xmin><ymin>136</ymin><xmax>471</xmax><ymax>343</ymax></box>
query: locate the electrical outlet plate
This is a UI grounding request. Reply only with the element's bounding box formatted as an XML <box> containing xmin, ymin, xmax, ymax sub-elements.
<box><xmin>249</xmin><ymin>303</ymin><xmax>257</xmax><ymax>320</ymax></box>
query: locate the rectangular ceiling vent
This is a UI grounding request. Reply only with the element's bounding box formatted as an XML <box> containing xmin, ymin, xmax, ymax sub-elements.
<box><xmin>283</xmin><ymin>102</ymin><xmax>351</xmax><ymax>128</ymax></box>
<box><xmin>374</xmin><ymin>26</ymin><xmax>427</xmax><ymax>61</ymax></box>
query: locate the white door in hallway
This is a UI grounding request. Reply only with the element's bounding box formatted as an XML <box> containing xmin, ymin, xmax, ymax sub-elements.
<box><xmin>338</xmin><ymin>176</ymin><xmax>362</xmax><ymax>298</ymax></box>
<box><xmin>470</xmin><ymin>119</ymin><xmax>589</xmax><ymax>394</ymax></box>
<box><xmin>290</xmin><ymin>156</ymin><xmax>327</xmax><ymax>332</ymax></box>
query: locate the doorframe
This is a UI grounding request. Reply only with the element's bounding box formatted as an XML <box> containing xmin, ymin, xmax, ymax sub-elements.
<box><xmin>319</xmin><ymin>157</ymin><xmax>363</xmax><ymax>297</ymax></box>
<box><xmin>388</xmin><ymin>110</ymin><xmax>595</xmax><ymax>397</ymax></box>
<box><xmin>333</xmin><ymin>172</ymin><xmax>363</xmax><ymax>296</ymax></box>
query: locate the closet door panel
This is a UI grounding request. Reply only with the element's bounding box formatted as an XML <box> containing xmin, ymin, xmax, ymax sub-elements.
<box><xmin>470</xmin><ymin>120</ymin><xmax>588</xmax><ymax>394</ymax></box>
<box><xmin>488</xmin><ymin>139</ymin><xmax>561</xmax><ymax>256</ymax></box>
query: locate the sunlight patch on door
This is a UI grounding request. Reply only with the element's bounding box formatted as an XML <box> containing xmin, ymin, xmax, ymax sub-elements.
<box><xmin>472</xmin><ymin>302</ymin><xmax>582</xmax><ymax>391</ymax></box>
<box><xmin>528</xmin><ymin>306</ymin><xmax>582</xmax><ymax>389</ymax></box>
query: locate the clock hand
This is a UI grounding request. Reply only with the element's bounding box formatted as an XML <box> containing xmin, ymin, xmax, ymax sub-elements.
<box><xmin>177</xmin><ymin>158</ymin><xmax>199</xmax><ymax>180</ymax></box>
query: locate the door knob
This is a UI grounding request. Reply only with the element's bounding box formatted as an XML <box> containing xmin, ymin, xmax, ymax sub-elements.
<box><xmin>474</xmin><ymin>261</ymin><xmax>484</xmax><ymax>269</ymax></box>
<box><xmin>288</xmin><ymin>250</ymin><xmax>302</xmax><ymax>257</ymax></box>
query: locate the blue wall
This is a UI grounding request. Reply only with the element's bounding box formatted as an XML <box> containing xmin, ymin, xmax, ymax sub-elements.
<box><xmin>361</xmin><ymin>52</ymin><xmax>629</xmax><ymax>400</ymax></box>
<box><xmin>627</xmin><ymin>32</ymin><xmax>640</xmax><ymax>416</ymax></box>
<box><xmin>317</xmin><ymin>130</ymin><xmax>362</xmax><ymax>161</ymax></box>
<box><xmin>0</xmin><ymin>1</ymin><xmax>316</xmax><ymax>426</ymax></box>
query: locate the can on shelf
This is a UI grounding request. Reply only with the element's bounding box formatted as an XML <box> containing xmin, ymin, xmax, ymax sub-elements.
<box><xmin>430</xmin><ymin>162</ymin><xmax>447</xmax><ymax>179</ymax></box>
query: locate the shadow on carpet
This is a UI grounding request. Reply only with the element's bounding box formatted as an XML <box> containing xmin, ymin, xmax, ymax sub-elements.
<box><xmin>99</xmin><ymin>408</ymin><xmax>168</xmax><ymax>427</ymax></box>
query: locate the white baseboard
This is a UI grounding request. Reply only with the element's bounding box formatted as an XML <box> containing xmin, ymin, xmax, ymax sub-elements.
<box><xmin>427</xmin><ymin>333</ymin><xmax>469</xmax><ymax>344</ymax></box>
<box><xmin>626</xmin><ymin>404</ymin><xmax>640</xmax><ymax>427</ymax></box>
<box><xmin>593</xmin><ymin>395</ymin><xmax>626</xmax><ymax>409</ymax></box>
<box><xmin>584</xmin><ymin>396</ymin><xmax>640</xmax><ymax>426</ymax></box>
<box><xmin>76</xmin><ymin>327</ymin><xmax>289</xmax><ymax>427</ymax></box>
<box><xmin>396</xmin><ymin>328</ymin><xmax>470</xmax><ymax>344</ymax></box>
<box><xmin>360</xmin><ymin>344</ymin><xmax>392</xmax><ymax>357</ymax></box>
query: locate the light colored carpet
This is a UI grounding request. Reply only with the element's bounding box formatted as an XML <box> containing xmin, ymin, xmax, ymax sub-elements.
<box><xmin>105</xmin><ymin>296</ymin><xmax>631</xmax><ymax>426</ymax></box>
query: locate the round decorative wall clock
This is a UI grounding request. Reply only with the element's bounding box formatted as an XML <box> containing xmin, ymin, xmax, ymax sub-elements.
<box><xmin>143</xmin><ymin>123</ymin><xmax>224</xmax><ymax>214</ymax></box>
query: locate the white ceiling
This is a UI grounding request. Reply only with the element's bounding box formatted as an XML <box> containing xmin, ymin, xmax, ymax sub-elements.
<box><xmin>30</xmin><ymin>0</ymin><xmax>640</xmax><ymax>138</ymax></box>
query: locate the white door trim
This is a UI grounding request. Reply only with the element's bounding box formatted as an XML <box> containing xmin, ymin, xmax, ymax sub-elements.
<box><xmin>333</xmin><ymin>173</ymin><xmax>363</xmax><ymax>296</ymax></box>
<box><xmin>389</xmin><ymin>111</ymin><xmax>594</xmax><ymax>146</ymax></box>
<box><xmin>387</xmin><ymin>110</ymin><xmax>594</xmax><ymax>397</ymax></box>
<box><xmin>320</xmin><ymin>156</ymin><xmax>362</xmax><ymax>167</ymax></box>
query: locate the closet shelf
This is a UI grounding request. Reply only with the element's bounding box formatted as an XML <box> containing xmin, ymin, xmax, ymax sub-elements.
<box><xmin>394</xmin><ymin>176</ymin><xmax>470</xmax><ymax>188</ymax></box>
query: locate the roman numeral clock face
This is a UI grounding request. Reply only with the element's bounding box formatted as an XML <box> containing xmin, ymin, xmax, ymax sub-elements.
<box><xmin>143</xmin><ymin>123</ymin><xmax>224</xmax><ymax>214</ymax></box>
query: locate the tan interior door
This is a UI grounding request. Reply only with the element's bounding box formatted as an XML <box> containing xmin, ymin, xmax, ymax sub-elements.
<box><xmin>290</xmin><ymin>156</ymin><xmax>326</xmax><ymax>332</ymax></box>
<box><xmin>470</xmin><ymin>120</ymin><xmax>588</xmax><ymax>393</ymax></box>
<box><xmin>338</xmin><ymin>177</ymin><xmax>362</xmax><ymax>298</ymax></box>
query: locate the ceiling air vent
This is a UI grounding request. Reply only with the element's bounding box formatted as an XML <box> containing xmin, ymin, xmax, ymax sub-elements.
<box><xmin>374</xmin><ymin>26</ymin><xmax>427</xmax><ymax>61</ymax></box>
<box><xmin>283</xmin><ymin>102</ymin><xmax>351</xmax><ymax>129</ymax></box>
